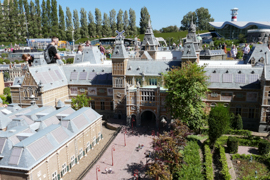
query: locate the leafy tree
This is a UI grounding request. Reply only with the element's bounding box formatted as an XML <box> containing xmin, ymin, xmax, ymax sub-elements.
<box><xmin>18</xmin><ymin>0</ymin><xmax>26</xmax><ymax>41</ymax></box>
<box><xmin>139</xmin><ymin>6</ymin><xmax>149</xmax><ymax>34</ymax></box>
<box><xmin>88</xmin><ymin>11</ymin><xmax>96</xmax><ymax>37</ymax></box>
<box><xmin>164</xmin><ymin>62</ymin><xmax>209</xmax><ymax>131</ymax></box>
<box><xmin>35</xmin><ymin>0</ymin><xmax>41</xmax><ymax>37</ymax></box>
<box><xmin>160</xmin><ymin>25</ymin><xmax>179</xmax><ymax>33</ymax></box>
<box><xmin>65</xmin><ymin>7</ymin><xmax>73</xmax><ymax>41</ymax></box>
<box><xmin>41</xmin><ymin>0</ymin><xmax>49</xmax><ymax>37</ymax></box>
<box><xmin>195</xmin><ymin>7</ymin><xmax>214</xmax><ymax>30</ymax></box>
<box><xmin>71</xmin><ymin>94</ymin><xmax>91</xmax><ymax>110</ymax></box>
<box><xmin>80</xmin><ymin>8</ymin><xmax>88</xmax><ymax>38</ymax></box>
<box><xmin>123</xmin><ymin>10</ymin><xmax>129</xmax><ymax>35</ymax></box>
<box><xmin>102</xmin><ymin>13</ymin><xmax>111</xmax><ymax>37</ymax></box>
<box><xmin>232</xmin><ymin>114</ymin><xmax>243</xmax><ymax>130</ymax></box>
<box><xmin>73</xmin><ymin>9</ymin><xmax>80</xmax><ymax>40</ymax></box>
<box><xmin>3</xmin><ymin>72</ymin><xmax>9</xmax><ymax>81</ymax></box>
<box><xmin>46</xmin><ymin>0</ymin><xmax>51</xmax><ymax>36</ymax></box>
<box><xmin>58</xmin><ymin>5</ymin><xmax>66</xmax><ymax>40</ymax></box>
<box><xmin>116</xmin><ymin>9</ymin><xmax>123</xmax><ymax>31</ymax></box>
<box><xmin>0</xmin><ymin>0</ymin><xmax>7</xmax><ymax>42</ymax></box>
<box><xmin>3</xmin><ymin>87</ymin><xmax>10</xmax><ymax>95</ymax></box>
<box><xmin>129</xmin><ymin>8</ymin><xmax>136</xmax><ymax>36</ymax></box>
<box><xmin>50</xmin><ymin>0</ymin><xmax>58</xmax><ymax>37</ymax></box>
<box><xmin>95</xmin><ymin>8</ymin><xmax>102</xmax><ymax>37</ymax></box>
<box><xmin>109</xmin><ymin>9</ymin><xmax>116</xmax><ymax>36</ymax></box>
<box><xmin>3</xmin><ymin>0</ymin><xmax>9</xmax><ymax>41</ymax></box>
<box><xmin>29</xmin><ymin>0</ymin><xmax>38</xmax><ymax>38</ymax></box>
<box><xmin>180</xmin><ymin>11</ymin><xmax>197</xmax><ymax>31</ymax></box>
<box><xmin>9</xmin><ymin>0</ymin><xmax>19</xmax><ymax>41</ymax></box>
<box><xmin>208</xmin><ymin>105</ymin><xmax>230</xmax><ymax>149</ymax></box>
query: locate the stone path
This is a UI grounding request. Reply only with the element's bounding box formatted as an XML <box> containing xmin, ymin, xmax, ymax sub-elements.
<box><xmin>237</xmin><ymin>146</ymin><xmax>259</xmax><ymax>155</ymax></box>
<box><xmin>83</xmin><ymin>127</ymin><xmax>153</xmax><ymax>180</ymax></box>
<box><xmin>62</xmin><ymin>126</ymin><xmax>116</xmax><ymax>180</ymax></box>
<box><xmin>226</xmin><ymin>153</ymin><xmax>236</xmax><ymax>180</ymax></box>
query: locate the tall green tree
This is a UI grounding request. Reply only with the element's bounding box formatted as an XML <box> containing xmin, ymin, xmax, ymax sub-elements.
<box><xmin>41</xmin><ymin>0</ymin><xmax>49</xmax><ymax>37</ymax></box>
<box><xmin>102</xmin><ymin>13</ymin><xmax>111</xmax><ymax>37</ymax></box>
<box><xmin>73</xmin><ymin>9</ymin><xmax>80</xmax><ymax>40</ymax></box>
<box><xmin>195</xmin><ymin>7</ymin><xmax>214</xmax><ymax>30</ymax></box>
<box><xmin>80</xmin><ymin>8</ymin><xmax>88</xmax><ymax>38</ymax></box>
<box><xmin>58</xmin><ymin>5</ymin><xmax>66</xmax><ymax>40</ymax></box>
<box><xmin>71</xmin><ymin>94</ymin><xmax>91</xmax><ymax>110</ymax></box>
<box><xmin>164</xmin><ymin>62</ymin><xmax>209</xmax><ymax>131</ymax></box>
<box><xmin>65</xmin><ymin>7</ymin><xmax>73</xmax><ymax>41</ymax></box>
<box><xmin>0</xmin><ymin>0</ymin><xmax>7</xmax><ymax>42</ymax></box>
<box><xmin>8</xmin><ymin>0</ymin><xmax>18</xmax><ymax>41</ymax></box>
<box><xmin>208</xmin><ymin>105</ymin><xmax>230</xmax><ymax>149</ymax></box>
<box><xmin>46</xmin><ymin>0</ymin><xmax>51</xmax><ymax>36</ymax></box>
<box><xmin>29</xmin><ymin>0</ymin><xmax>38</xmax><ymax>38</ymax></box>
<box><xmin>35</xmin><ymin>0</ymin><xmax>41</xmax><ymax>37</ymax></box>
<box><xmin>18</xmin><ymin>0</ymin><xmax>26</xmax><ymax>41</ymax></box>
<box><xmin>123</xmin><ymin>10</ymin><xmax>129</xmax><ymax>35</ymax></box>
<box><xmin>95</xmin><ymin>8</ymin><xmax>102</xmax><ymax>37</ymax></box>
<box><xmin>129</xmin><ymin>8</ymin><xmax>136</xmax><ymax>36</ymax></box>
<box><xmin>109</xmin><ymin>9</ymin><xmax>116</xmax><ymax>36</ymax></box>
<box><xmin>180</xmin><ymin>11</ymin><xmax>196</xmax><ymax>31</ymax></box>
<box><xmin>50</xmin><ymin>0</ymin><xmax>58</xmax><ymax>37</ymax></box>
<box><xmin>23</xmin><ymin>0</ymin><xmax>30</xmax><ymax>39</ymax></box>
<box><xmin>88</xmin><ymin>11</ymin><xmax>96</xmax><ymax>37</ymax></box>
<box><xmin>116</xmin><ymin>9</ymin><xmax>123</xmax><ymax>31</ymax></box>
<box><xmin>139</xmin><ymin>7</ymin><xmax>149</xmax><ymax>34</ymax></box>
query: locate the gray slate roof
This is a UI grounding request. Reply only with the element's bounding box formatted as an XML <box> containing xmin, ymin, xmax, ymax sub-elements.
<box><xmin>126</xmin><ymin>60</ymin><xmax>181</xmax><ymax>76</ymax></box>
<box><xmin>200</xmin><ymin>49</ymin><xmax>226</xmax><ymax>56</ymax></box>
<box><xmin>74</xmin><ymin>47</ymin><xmax>102</xmax><ymax>64</ymax></box>
<box><xmin>12</xmin><ymin>76</ymin><xmax>25</xmax><ymax>87</ymax></box>
<box><xmin>246</xmin><ymin>44</ymin><xmax>270</xmax><ymax>64</ymax></box>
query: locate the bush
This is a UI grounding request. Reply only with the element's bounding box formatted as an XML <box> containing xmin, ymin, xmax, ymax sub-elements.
<box><xmin>1</xmin><ymin>53</ymin><xmax>8</xmax><ymax>58</ymax></box>
<box><xmin>225</xmin><ymin>129</ymin><xmax>251</xmax><ymax>137</ymax></box>
<box><xmin>58</xmin><ymin>48</ymin><xmax>66</xmax><ymax>51</ymax></box>
<box><xmin>66</xmin><ymin>58</ymin><xmax>74</xmax><ymax>64</ymax></box>
<box><xmin>258</xmin><ymin>139</ymin><xmax>270</xmax><ymax>155</ymax></box>
<box><xmin>227</xmin><ymin>136</ymin><xmax>239</xmax><ymax>154</ymax></box>
<box><xmin>236</xmin><ymin>50</ymin><xmax>243</xmax><ymax>59</ymax></box>
<box><xmin>219</xmin><ymin>145</ymin><xmax>231</xmax><ymax>180</ymax></box>
<box><xmin>3</xmin><ymin>87</ymin><xmax>10</xmax><ymax>95</ymax></box>
<box><xmin>62</xmin><ymin>59</ymin><xmax>66</xmax><ymax>64</ymax></box>
<box><xmin>4</xmin><ymin>59</ymin><xmax>10</xmax><ymax>64</ymax></box>
<box><xmin>204</xmin><ymin>145</ymin><xmax>214</xmax><ymax>180</ymax></box>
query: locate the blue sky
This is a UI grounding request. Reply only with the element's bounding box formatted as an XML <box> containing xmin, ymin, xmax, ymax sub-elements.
<box><xmin>55</xmin><ymin>0</ymin><xmax>270</xmax><ymax>30</ymax></box>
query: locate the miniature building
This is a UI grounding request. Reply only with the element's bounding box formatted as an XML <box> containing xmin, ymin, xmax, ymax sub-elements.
<box><xmin>0</xmin><ymin>105</ymin><xmax>103</xmax><ymax>180</ymax></box>
<box><xmin>200</xmin><ymin>49</ymin><xmax>227</xmax><ymax>60</ymax></box>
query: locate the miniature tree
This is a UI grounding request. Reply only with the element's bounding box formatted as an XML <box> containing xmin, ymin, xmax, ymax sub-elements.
<box><xmin>234</xmin><ymin>114</ymin><xmax>243</xmax><ymax>130</ymax></box>
<box><xmin>208</xmin><ymin>105</ymin><xmax>230</xmax><ymax>150</ymax></box>
<box><xmin>163</xmin><ymin>61</ymin><xmax>209</xmax><ymax>131</ymax></box>
<box><xmin>71</xmin><ymin>94</ymin><xmax>91</xmax><ymax>110</ymax></box>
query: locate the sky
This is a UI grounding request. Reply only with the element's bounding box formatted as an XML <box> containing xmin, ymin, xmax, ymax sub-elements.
<box><xmin>54</xmin><ymin>0</ymin><xmax>270</xmax><ymax>30</ymax></box>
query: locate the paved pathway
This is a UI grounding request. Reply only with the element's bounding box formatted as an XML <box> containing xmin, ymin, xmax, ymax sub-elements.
<box><xmin>83</xmin><ymin>127</ymin><xmax>153</xmax><ymax>180</ymax></box>
<box><xmin>237</xmin><ymin>146</ymin><xmax>259</xmax><ymax>155</ymax></box>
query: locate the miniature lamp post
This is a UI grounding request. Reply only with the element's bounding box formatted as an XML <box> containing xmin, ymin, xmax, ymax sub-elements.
<box><xmin>111</xmin><ymin>145</ymin><xmax>115</xmax><ymax>166</ymax></box>
<box><xmin>134</xmin><ymin>169</ymin><xmax>139</xmax><ymax>180</ymax></box>
<box><xmin>96</xmin><ymin>165</ymin><xmax>100</xmax><ymax>180</ymax></box>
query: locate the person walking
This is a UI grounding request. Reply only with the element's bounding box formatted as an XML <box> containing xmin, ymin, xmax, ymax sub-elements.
<box><xmin>242</xmin><ymin>43</ymin><xmax>250</xmax><ymax>61</ymax></box>
<box><xmin>45</xmin><ymin>36</ymin><xmax>60</xmax><ymax>64</ymax></box>
<box><xmin>231</xmin><ymin>45</ymin><xmax>237</xmax><ymax>59</ymax></box>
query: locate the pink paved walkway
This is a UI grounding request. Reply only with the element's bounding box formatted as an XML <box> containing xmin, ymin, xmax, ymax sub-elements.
<box><xmin>83</xmin><ymin>127</ymin><xmax>153</xmax><ymax>180</ymax></box>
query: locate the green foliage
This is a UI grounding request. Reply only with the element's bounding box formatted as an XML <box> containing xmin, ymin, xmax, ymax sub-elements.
<box><xmin>58</xmin><ymin>5</ymin><xmax>66</xmax><ymax>40</ymax></box>
<box><xmin>116</xmin><ymin>9</ymin><xmax>124</xmax><ymax>31</ymax></box>
<box><xmin>4</xmin><ymin>59</ymin><xmax>10</xmax><ymax>64</ymax></box>
<box><xmin>204</xmin><ymin>145</ymin><xmax>214</xmax><ymax>180</ymax></box>
<box><xmin>65</xmin><ymin>7</ymin><xmax>73</xmax><ymax>41</ymax></box>
<box><xmin>73</xmin><ymin>9</ymin><xmax>81</xmax><ymax>40</ymax></box>
<box><xmin>1</xmin><ymin>53</ymin><xmax>8</xmax><ymax>58</ymax></box>
<box><xmin>164</xmin><ymin>62</ymin><xmax>209</xmax><ymax>131</ymax></box>
<box><xmin>0</xmin><ymin>94</ymin><xmax>11</xmax><ymax>104</ymax></box>
<box><xmin>109</xmin><ymin>9</ymin><xmax>116</xmax><ymax>37</ymax></box>
<box><xmin>129</xmin><ymin>8</ymin><xmax>136</xmax><ymax>36</ymax></box>
<box><xmin>187</xmin><ymin>134</ymin><xmax>208</xmax><ymax>141</ymax></box>
<box><xmin>3</xmin><ymin>87</ymin><xmax>10</xmax><ymax>95</ymax></box>
<box><xmin>231</xmin><ymin>114</ymin><xmax>243</xmax><ymax>130</ymax></box>
<box><xmin>227</xmin><ymin>136</ymin><xmax>239</xmax><ymax>154</ymax></box>
<box><xmin>177</xmin><ymin>141</ymin><xmax>204</xmax><ymax>179</ymax></box>
<box><xmin>61</xmin><ymin>59</ymin><xmax>66</xmax><ymax>64</ymax></box>
<box><xmin>14</xmin><ymin>60</ymin><xmax>19</xmax><ymax>64</ymax></box>
<box><xmin>208</xmin><ymin>105</ymin><xmax>230</xmax><ymax>147</ymax></box>
<box><xmin>80</xmin><ymin>8</ymin><xmax>88</xmax><ymax>38</ymax></box>
<box><xmin>219</xmin><ymin>145</ymin><xmax>231</xmax><ymax>180</ymax></box>
<box><xmin>123</xmin><ymin>10</ymin><xmax>129</xmax><ymax>35</ymax></box>
<box><xmin>71</xmin><ymin>93</ymin><xmax>91</xmax><ymax>110</ymax></box>
<box><xmin>238</xmin><ymin>34</ymin><xmax>246</xmax><ymax>43</ymax></box>
<box><xmin>58</xmin><ymin>48</ymin><xmax>66</xmax><ymax>51</ymax></box>
<box><xmin>88</xmin><ymin>11</ymin><xmax>96</xmax><ymax>38</ymax></box>
<box><xmin>236</xmin><ymin>50</ymin><xmax>243</xmax><ymax>59</ymax></box>
<box><xmin>160</xmin><ymin>25</ymin><xmax>179</xmax><ymax>33</ymax></box>
<box><xmin>95</xmin><ymin>8</ymin><xmax>102</xmax><ymax>37</ymax></box>
<box><xmin>258</xmin><ymin>139</ymin><xmax>270</xmax><ymax>155</ymax></box>
<box><xmin>50</xmin><ymin>0</ymin><xmax>58</xmax><ymax>37</ymax></box>
<box><xmin>139</xmin><ymin>6</ymin><xmax>149</xmax><ymax>34</ymax></box>
<box><xmin>225</xmin><ymin>129</ymin><xmax>251</xmax><ymax>137</ymax></box>
<box><xmin>66</xmin><ymin>58</ymin><xmax>74</xmax><ymax>64</ymax></box>
<box><xmin>102</xmin><ymin>13</ymin><xmax>111</xmax><ymax>37</ymax></box>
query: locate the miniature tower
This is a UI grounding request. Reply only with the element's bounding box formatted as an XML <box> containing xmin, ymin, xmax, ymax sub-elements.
<box><xmin>140</xmin><ymin>16</ymin><xmax>159</xmax><ymax>59</ymax></box>
<box><xmin>231</xmin><ymin>8</ymin><xmax>238</xmax><ymax>22</ymax></box>
<box><xmin>111</xmin><ymin>30</ymin><xmax>129</xmax><ymax>120</ymax></box>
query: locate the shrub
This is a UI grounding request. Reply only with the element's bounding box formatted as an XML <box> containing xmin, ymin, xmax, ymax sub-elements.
<box><xmin>234</xmin><ymin>114</ymin><xmax>243</xmax><ymax>130</ymax></box>
<box><xmin>1</xmin><ymin>53</ymin><xmax>8</xmax><ymax>58</ymax></box>
<box><xmin>58</xmin><ymin>48</ymin><xmax>66</xmax><ymax>51</ymax></box>
<box><xmin>66</xmin><ymin>58</ymin><xmax>74</xmax><ymax>64</ymax></box>
<box><xmin>14</xmin><ymin>60</ymin><xmax>19</xmax><ymax>64</ymax></box>
<box><xmin>219</xmin><ymin>145</ymin><xmax>231</xmax><ymax>180</ymax></box>
<box><xmin>258</xmin><ymin>139</ymin><xmax>270</xmax><ymax>155</ymax></box>
<box><xmin>204</xmin><ymin>145</ymin><xmax>214</xmax><ymax>180</ymax></box>
<box><xmin>4</xmin><ymin>59</ymin><xmax>10</xmax><ymax>64</ymax></box>
<box><xmin>3</xmin><ymin>87</ymin><xmax>10</xmax><ymax>95</ymax></box>
<box><xmin>236</xmin><ymin>50</ymin><xmax>243</xmax><ymax>59</ymax></box>
<box><xmin>225</xmin><ymin>129</ymin><xmax>251</xmax><ymax>137</ymax></box>
<box><xmin>227</xmin><ymin>136</ymin><xmax>239</xmax><ymax>154</ymax></box>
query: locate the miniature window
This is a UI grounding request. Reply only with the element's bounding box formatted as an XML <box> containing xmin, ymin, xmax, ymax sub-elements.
<box><xmin>62</xmin><ymin>163</ymin><xmax>67</xmax><ymax>176</ymax></box>
<box><xmin>114</xmin><ymin>78</ymin><xmax>123</xmax><ymax>88</ymax></box>
<box><xmin>52</xmin><ymin>171</ymin><xmax>57</xmax><ymax>180</ymax></box>
<box><xmin>148</xmin><ymin>78</ymin><xmax>157</xmax><ymax>86</ymax></box>
<box><xmin>93</xmin><ymin>136</ymin><xmax>96</xmax><ymax>147</ymax></box>
<box><xmin>79</xmin><ymin>149</ymin><xmax>83</xmax><ymax>159</ymax></box>
<box><xmin>70</xmin><ymin>155</ymin><xmax>75</xmax><ymax>167</ymax></box>
<box><xmin>110</xmin><ymin>101</ymin><xmax>113</xmax><ymax>111</ymax></box>
<box><xmin>70</xmin><ymin>87</ymin><xmax>78</xmax><ymax>95</ymax></box>
<box><xmin>90</xmin><ymin>101</ymin><xmax>95</xmax><ymax>110</ymax></box>
<box><xmin>236</xmin><ymin>107</ymin><xmax>242</xmax><ymax>115</ymax></box>
<box><xmin>23</xmin><ymin>89</ymin><xmax>28</xmax><ymax>98</ymax></box>
<box><xmin>100</xmin><ymin>101</ymin><xmax>105</xmax><ymax>110</ymax></box>
<box><xmin>268</xmin><ymin>91</ymin><xmax>270</xmax><ymax>97</ymax></box>
<box><xmin>249</xmin><ymin>108</ymin><xmax>255</xmax><ymax>118</ymax></box>
<box><xmin>87</xmin><ymin>142</ymin><xmax>90</xmax><ymax>151</ymax></box>
<box><xmin>141</xmin><ymin>91</ymin><xmax>155</xmax><ymax>101</ymax></box>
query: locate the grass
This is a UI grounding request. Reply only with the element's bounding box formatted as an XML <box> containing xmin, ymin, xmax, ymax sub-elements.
<box><xmin>232</xmin><ymin>158</ymin><xmax>269</xmax><ymax>179</ymax></box>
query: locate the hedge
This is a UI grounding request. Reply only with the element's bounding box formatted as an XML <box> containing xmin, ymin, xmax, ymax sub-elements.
<box><xmin>225</xmin><ymin>129</ymin><xmax>251</xmax><ymax>137</ymax></box>
<box><xmin>204</xmin><ymin>145</ymin><xmax>214</xmax><ymax>180</ymax></box>
<box><xmin>177</xmin><ymin>141</ymin><xmax>204</xmax><ymax>179</ymax></box>
<box><xmin>219</xmin><ymin>145</ymin><xmax>231</xmax><ymax>180</ymax></box>
<box><xmin>258</xmin><ymin>139</ymin><xmax>270</xmax><ymax>155</ymax></box>
<box><xmin>227</xmin><ymin>136</ymin><xmax>239</xmax><ymax>154</ymax></box>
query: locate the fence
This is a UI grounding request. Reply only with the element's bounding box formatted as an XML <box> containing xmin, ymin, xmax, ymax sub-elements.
<box><xmin>76</xmin><ymin>126</ymin><xmax>122</xmax><ymax>180</ymax></box>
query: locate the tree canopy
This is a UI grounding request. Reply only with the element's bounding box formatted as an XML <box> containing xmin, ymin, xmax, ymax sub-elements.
<box><xmin>139</xmin><ymin>6</ymin><xmax>149</xmax><ymax>34</ymax></box>
<box><xmin>163</xmin><ymin>61</ymin><xmax>209</xmax><ymax>131</ymax></box>
<box><xmin>71</xmin><ymin>94</ymin><xmax>91</xmax><ymax>110</ymax></box>
<box><xmin>180</xmin><ymin>7</ymin><xmax>214</xmax><ymax>31</ymax></box>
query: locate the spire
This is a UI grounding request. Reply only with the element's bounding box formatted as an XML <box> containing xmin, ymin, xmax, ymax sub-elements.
<box><xmin>148</xmin><ymin>15</ymin><xmax>151</xmax><ymax>28</ymax></box>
